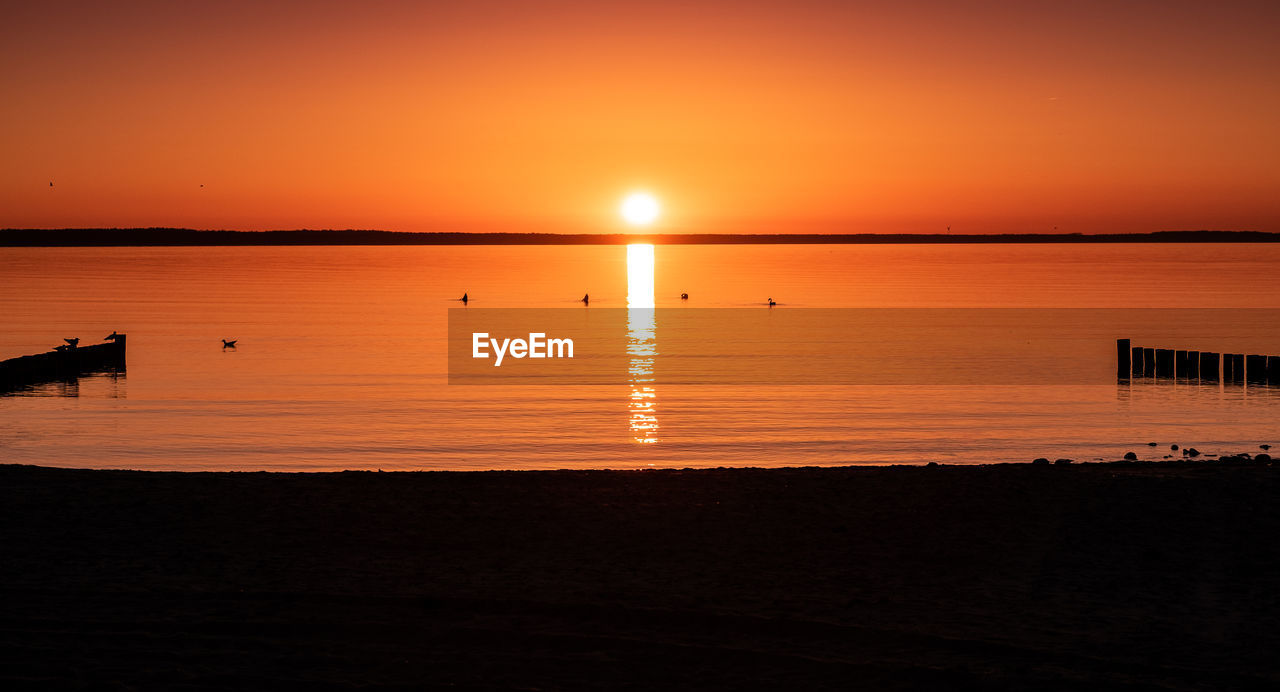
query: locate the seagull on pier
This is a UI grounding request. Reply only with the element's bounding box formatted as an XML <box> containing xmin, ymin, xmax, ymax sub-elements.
<box><xmin>63</xmin><ymin>337</ymin><xmax>80</xmax><ymax>348</ymax></box>
<box><xmin>105</xmin><ymin>331</ymin><xmax>120</xmax><ymax>341</ymax></box>
<box><xmin>222</xmin><ymin>339</ymin><xmax>237</xmax><ymax>348</ymax></box>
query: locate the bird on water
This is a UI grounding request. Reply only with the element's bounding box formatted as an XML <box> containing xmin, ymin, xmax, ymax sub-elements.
<box><xmin>222</xmin><ymin>339</ymin><xmax>237</xmax><ymax>348</ymax></box>
<box><xmin>767</xmin><ymin>298</ymin><xmax>776</xmax><ymax>307</ymax></box>
<box><xmin>581</xmin><ymin>293</ymin><xmax>590</xmax><ymax>305</ymax></box>
<box><xmin>460</xmin><ymin>292</ymin><xmax>468</xmax><ymax>304</ymax></box>
<box><xmin>680</xmin><ymin>292</ymin><xmax>689</xmax><ymax>300</ymax></box>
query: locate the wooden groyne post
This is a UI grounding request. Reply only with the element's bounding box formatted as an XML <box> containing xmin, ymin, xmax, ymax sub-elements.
<box><xmin>1200</xmin><ymin>352</ymin><xmax>1220</xmax><ymax>382</ymax></box>
<box><xmin>1246</xmin><ymin>354</ymin><xmax>1268</xmax><ymax>385</ymax></box>
<box><xmin>1117</xmin><ymin>339</ymin><xmax>1130</xmax><ymax>379</ymax></box>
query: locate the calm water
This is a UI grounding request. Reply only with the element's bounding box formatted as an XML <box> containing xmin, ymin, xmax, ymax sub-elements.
<box><xmin>2</xmin><ymin>243</ymin><xmax>1278</xmax><ymax>470</ymax></box>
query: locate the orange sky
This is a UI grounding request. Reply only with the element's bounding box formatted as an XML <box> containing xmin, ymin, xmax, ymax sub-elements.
<box><xmin>2</xmin><ymin>1</ymin><xmax>1277</xmax><ymax>234</ymax></box>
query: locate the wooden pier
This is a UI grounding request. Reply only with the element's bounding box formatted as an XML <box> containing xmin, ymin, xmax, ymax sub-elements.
<box><xmin>1119</xmin><ymin>338</ymin><xmax>1278</xmax><ymax>386</ymax></box>
<box><xmin>0</xmin><ymin>335</ymin><xmax>126</xmax><ymax>392</ymax></box>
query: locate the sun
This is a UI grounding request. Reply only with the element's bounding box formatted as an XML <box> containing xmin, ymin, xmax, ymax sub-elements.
<box><xmin>619</xmin><ymin>192</ymin><xmax>661</xmax><ymax>227</ymax></box>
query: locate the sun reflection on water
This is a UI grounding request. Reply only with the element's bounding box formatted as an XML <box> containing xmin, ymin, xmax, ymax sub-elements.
<box><xmin>627</xmin><ymin>244</ymin><xmax>658</xmax><ymax>443</ymax></box>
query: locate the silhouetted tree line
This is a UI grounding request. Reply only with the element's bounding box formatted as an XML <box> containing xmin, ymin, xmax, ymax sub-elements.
<box><xmin>1</xmin><ymin>228</ymin><xmax>1277</xmax><ymax>246</ymax></box>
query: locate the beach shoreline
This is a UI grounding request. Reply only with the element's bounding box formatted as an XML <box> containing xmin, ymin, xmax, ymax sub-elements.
<box><xmin>3</xmin><ymin>461</ymin><xmax>1277</xmax><ymax>690</ymax></box>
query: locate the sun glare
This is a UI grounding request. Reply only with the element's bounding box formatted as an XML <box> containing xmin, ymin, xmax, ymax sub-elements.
<box><xmin>626</xmin><ymin>244</ymin><xmax>655</xmax><ymax>309</ymax></box>
<box><xmin>620</xmin><ymin>192</ymin><xmax>661</xmax><ymax>227</ymax></box>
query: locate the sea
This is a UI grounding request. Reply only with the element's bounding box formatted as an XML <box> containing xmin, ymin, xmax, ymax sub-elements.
<box><xmin>2</xmin><ymin>243</ymin><xmax>1278</xmax><ymax>470</ymax></box>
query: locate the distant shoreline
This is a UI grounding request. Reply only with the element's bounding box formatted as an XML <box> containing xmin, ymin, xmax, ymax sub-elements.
<box><xmin>2</xmin><ymin>228</ymin><xmax>1278</xmax><ymax>246</ymax></box>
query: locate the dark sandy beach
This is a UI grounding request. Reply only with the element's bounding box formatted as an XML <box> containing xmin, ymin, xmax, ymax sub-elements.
<box><xmin>2</xmin><ymin>462</ymin><xmax>1278</xmax><ymax>690</ymax></box>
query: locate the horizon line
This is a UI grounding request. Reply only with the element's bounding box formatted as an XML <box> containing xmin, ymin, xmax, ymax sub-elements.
<box><xmin>2</xmin><ymin>228</ymin><xmax>1278</xmax><ymax>247</ymax></box>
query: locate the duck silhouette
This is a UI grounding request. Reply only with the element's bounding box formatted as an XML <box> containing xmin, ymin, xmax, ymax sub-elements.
<box><xmin>63</xmin><ymin>337</ymin><xmax>80</xmax><ymax>348</ymax></box>
<box><xmin>767</xmin><ymin>298</ymin><xmax>776</xmax><ymax>307</ymax></box>
<box><xmin>460</xmin><ymin>292</ymin><xmax>468</xmax><ymax>304</ymax></box>
<box><xmin>680</xmin><ymin>292</ymin><xmax>689</xmax><ymax>300</ymax></box>
<box><xmin>581</xmin><ymin>293</ymin><xmax>590</xmax><ymax>305</ymax></box>
<box><xmin>222</xmin><ymin>339</ymin><xmax>237</xmax><ymax>349</ymax></box>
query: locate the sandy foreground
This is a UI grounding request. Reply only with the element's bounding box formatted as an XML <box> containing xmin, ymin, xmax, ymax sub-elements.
<box><xmin>1</xmin><ymin>462</ymin><xmax>1277</xmax><ymax>691</ymax></box>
